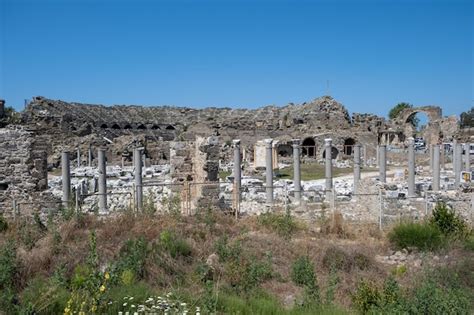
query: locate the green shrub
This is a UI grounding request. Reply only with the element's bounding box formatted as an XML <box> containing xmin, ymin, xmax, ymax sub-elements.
<box><xmin>112</xmin><ymin>237</ymin><xmax>148</xmax><ymax>282</ymax></box>
<box><xmin>215</xmin><ymin>236</ymin><xmax>242</xmax><ymax>262</ymax></box>
<box><xmin>258</xmin><ymin>212</ymin><xmax>299</xmax><ymax>239</ymax></box>
<box><xmin>351</xmin><ymin>279</ymin><xmax>381</xmax><ymax>313</ymax></box>
<box><xmin>241</xmin><ymin>256</ymin><xmax>274</xmax><ymax>292</ymax></box>
<box><xmin>291</xmin><ymin>256</ymin><xmax>316</xmax><ymax>287</ymax></box>
<box><xmin>388</xmin><ymin>222</ymin><xmax>443</xmax><ymax>251</ymax></box>
<box><xmin>0</xmin><ymin>241</ymin><xmax>17</xmax><ymax>313</ymax></box>
<box><xmin>464</xmin><ymin>233</ymin><xmax>474</xmax><ymax>251</ymax></box>
<box><xmin>430</xmin><ymin>202</ymin><xmax>467</xmax><ymax>238</ymax></box>
<box><xmin>20</xmin><ymin>276</ymin><xmax>69</xmax><ymax>314</ymax></box>
<box><xmin>159</xmin><ymin>230</ymin><xmax>192</xmax><ymax>258</ymax></box>
<box><xmin>0</xmin><ymin>215</ymin><xmax>8</xmax><ymax>232</ymax></box>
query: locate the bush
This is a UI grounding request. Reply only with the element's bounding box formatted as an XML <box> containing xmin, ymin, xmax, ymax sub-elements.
<box><xmin>258</xmin><ymin>212</ymin><xmax>299</xmax><ymax>239</ymax></box>
<box><xmin>388</xmin><ymin>222</ymin><xmax>443</xmax><ymax>251</ymax></box>
<box><xmin>112</xmin><ymin>237</ymin><xmax>148</xmax><ymax>282</ymax></box>
<box><xmin>352</xmin><ymin>280</ymin><xmax>381</xmax><ymax>313</ymax></box>
<box><xmin>0</xmin><ymin>241</ymin><xmax>17</xmax><ymax>313</ymax></box>
<box><xmin>215</xmin><ymin>236</ymin><xmax>242</xmax><ymax>262</ymax></box>
<box><xmin>0</xmin><ymin>215</ymin><xmax>8</xmax><ymax>232</ymax></box>
<box><xmin>430</xmin><ymin>202</ymin><xmax>467</xmax><ymax>238</ymax></box>
<box><xmin>20</xmin><ymin>276</ymin><xmax>69</xmax><ymax>314</ymax></box>
<box><xmin>159</xmin><ymin>230</ymin><xmax>192</xmax><ymax>258</ymax></box>
<box><xmin>291</xmin><ymin>256</ymin><xmax>316</xmax><ymax>288</ymax></box>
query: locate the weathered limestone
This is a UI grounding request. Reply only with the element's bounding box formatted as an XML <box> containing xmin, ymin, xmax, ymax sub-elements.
<box><xmin>464</xmin><ymin>143</ymin><xmax>470</xmax><ymax>172</ymax></box>
<box><xmin>233</xmin><ymin>139</ymin><xmax>241</xmax><ymax>213</ymax></box>
<box><xmin>77</xmin><ymin>148</ymin><xmax>81</xmax><ymax>168</ymax></box>
<box><xmin>98</xmin><ymin>149</ymin><xmax>107</xmax><ymax>213</ymax></box>
<box><xmin>265</xmin><ymin>139</ymin><xmax>273</xmax><ymax>204</ymax></box>
<box><xmin>325</xmin><ymin>138</ymin><xmax>333</xmax><ymax>190</ymax></box>
<box><xmin>379</xmin><ymin>145</ymin><xmax>386</xmax><ymax>183</ymax></box>
<box><xmin>432</xmin><ymin>145</ymin><xmax>440</xmax><ymax>191</ymax></box>
<box><xmin>292</xmin><ymin>139</ymin><xmax>301</xmax><ymax>204</ymax></box>
<box><xmin>134</xmin><ymin>148</ymin><xmax>143</xmax><ymax>211</ymax></box>
<box><xmin>429</xmin><ymin>144</ymin><xmax>434</xmax><ymax>171</ymax></box>
<box><xmin>454</xmin><ymin>143</ymin><xmax>462</xmax><ymax>187</ymax></box>
<box><xmin>354</xmin><ymin>144</ymin><xmax>361</xmax><ymax>194</ymax></box>
<box><xmin>407</xmin><ymin>137</ymin><xmax>415</xmax><ymax>197</ymax></box>
<box><xmin>61</xmin><ymin>151</ymin><xmax>71</xmax><ymax>208</ymax></box>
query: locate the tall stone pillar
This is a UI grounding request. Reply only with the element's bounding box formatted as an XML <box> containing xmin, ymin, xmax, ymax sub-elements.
<box><xmin>440</xmin><ymin>143</ymin><xmax>446</xmax><ymax>171</ymax></box>
<box><xmin>61</xmin><ymin>151</ymin><xmax>71</xmax><ymax>208</ymax></box>
<box><xmin>454</xmin><ymin>143</ymin><xmax>462</xmax><ymax>187</ymax></box>
<box><xmin>379</xmin><ymin>145</ymin><xmax>386</xmax><ymax>183</ymax></box>
<box><xmin>408</xmin><ymin>137</ymin><xmax>415</xmax><ymax>197</ymax></box>
<box><xmin>429</xmin><ymin>144</ymin><xmax>434</xmax><ymax>171</ymax></box>
<box><xmin>354</xmin><ymin>144</ymin><xmax>361</xmax><ymax>194</ymax></box>
<box><xmin>363</xmin><ymin>145</ymin><xmax>367</xmax><ymax>167</ymax></box>
<box><xmin>432</xmin><ymin>145</ymin><xmax>440</xmax><ymax>191</ymax></box>
<box><xmin>134</xmin><ymin>148</ymin><xmax>143</xmax><ymax>211</ymax></box>
<box><xmin>233</xmin><ymin>140</ymin><xmax>241</xmax><ymax>212</ymax></box>
<box><xmin>98</xmin><ymin>149</ymin><xmax>107</xmax><ymax>213</ymax></box>
<box><xmin>293</xmin><ymin>139</ymin><xmax>302</xmax><ymax>204</ymax></box>
<box><xmin>325</xmin><ymin>138</ymin><xmax>333</xmax><ymax>190</ymax></box>
<box><xmin>77</xmin><ymin>148</ymin><xmax>81</xmax><ymax>168</ymax></box>
<box><xmin>265</xmin><ymin>139</ymin><xmax>273</xmax><ymax>205</ymax></box>
<box><xmin>464</xmin><ymin>143</ymin><xmax>470</xmax><ymax>172</ymax></box>
<box><xmin>88</xmin><ymin>145</ymin><xmax>92</xmax><ymax>167</ymax></box>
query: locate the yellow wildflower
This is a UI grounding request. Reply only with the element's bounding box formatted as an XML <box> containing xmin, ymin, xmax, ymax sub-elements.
<box><xmin>100</xmin><ymin>285</ymin><xmax>106</xmax><ymax>292</ymax></box>
<box><xmin>105</xmin><ymin>272</ymin><xmax>110</xmax><ymax>280</ymax></box>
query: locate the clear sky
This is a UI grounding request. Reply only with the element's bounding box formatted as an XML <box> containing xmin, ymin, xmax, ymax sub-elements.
<box><xmin>1</xmin><ymin>0</ymin><xmax>473</xmax><ymax>118</ymax></box>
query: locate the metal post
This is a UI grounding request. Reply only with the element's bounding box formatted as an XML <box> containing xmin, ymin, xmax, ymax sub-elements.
<box><xmin>61</xmin><ymin>151</ymin><xmax>71</xmax><ymax>209</ymax></box>
<box><xmin>464</xmin><ymin>143</ymin><xmax>470</xmax><ymax>172</ymax></box>
<box><xmin>98</xmin><ymin>149</ymin><xmax>107</xmax><ymax>213</ymax></box>
<box><xmin>88</xmin><ymin>145</ymin><xmax>92</xmax><ymax>167</ymax></box>
<box><xmin>354</xmin><ymin>144</ymin><xmax>361</xmax><ymax>195</ymax></box>
<box><xmin>454</xmin><ymin>143</ymin><xmax>462</xmax><ymax>187</ymax></box>
<box><xmin>134</xmin><ymin>148</ymin><xmax>143</xmax><ymax>211</ymax></box>
<box><xmin>265</xmin><ymin>139</ymin><xmax>274</xmax><ymax>205</ymax></box>
<box><xmin>433</xmin><ymin>144</ymin><xmax>440</xmax><ymax>191</ymax></box>
<box><xmin>292</xmin><ymin>139</ymin><xmax>302</xmax><ymax>204</ymax></box>
<box><xmin>379</xmin><ymin>145</ymin><xmax>386</xmax><ymax>183</ymax></box>
<box><xmin>325</xmin><ymin>138</ymin><xmax>333</xmax><ymax>190</ymax></box>
<box><xmin>77</xmin><ymin>148</ymin><xmax>81</xmax><ymax>168</ymax></box>
<box><xmin>408</xmin><ymin>137</ymin><xmax>416</xmax><ymax>197</ymax></box>
<box><xmin>233</xmin><ymin>140</ymin><xmax>241</xmax><ymax>216</ymax></box>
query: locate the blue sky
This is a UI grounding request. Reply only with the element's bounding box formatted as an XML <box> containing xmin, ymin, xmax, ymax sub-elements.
<box><xmin>1</xmin><ymin>0</ymin><xmax>472</xmax><ymax>118</ymax></box>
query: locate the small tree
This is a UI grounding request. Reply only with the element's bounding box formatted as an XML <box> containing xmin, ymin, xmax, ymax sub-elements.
<box><xmin>389</xmin><ymin>102</ymin><xmax>419</xmax><ymax>128</ymax></box>
<box><xmin>460</xmin><ymin>107</ymin><xmax>474</xmax><ymax>128</ymax></box>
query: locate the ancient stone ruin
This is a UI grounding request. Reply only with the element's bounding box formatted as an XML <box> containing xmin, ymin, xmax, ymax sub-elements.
<box><xmin>0</xmin><ymin>95</ymin><xmax>471</xmax><ymax>227</ymax></box>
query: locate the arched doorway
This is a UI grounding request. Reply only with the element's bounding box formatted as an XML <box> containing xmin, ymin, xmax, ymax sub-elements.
<box><xmin>302</xmin><ymin>138</ymin><xmax>316</xmax><ymax>157</ymax></box>
<box><xmin>344</xmin><ymin>138</ymin><xmax>355</xmax><ymax>155</ymax></box>
<box><xmin>322</xmin><ymin>147</ymin><xmax>339</xmax><ymax>159</ymax></box>
<box><xmin>277</xmin><ymin>144</ymin><xmax>293</xmax><ymax>157</ymax></box>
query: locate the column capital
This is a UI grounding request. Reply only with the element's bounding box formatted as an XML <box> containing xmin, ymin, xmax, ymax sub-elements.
<box><xmin>324</xmin><ymin>138</ymin><xmax>332</xmax><ymax>146</ymax></box>
<box><xmin>264</xmin><ymin>138</ymin><xmax>273</xmax><ymax>147</ymax></box>
<box><xmin>292</xmin><ymin>139</ymin><xmax>301</xmax><ymax>147</ymax></box>
<box><xmin>232</xmin><ymin>139</ymin><xmax>241</xmax><ymax>146</ymax></box>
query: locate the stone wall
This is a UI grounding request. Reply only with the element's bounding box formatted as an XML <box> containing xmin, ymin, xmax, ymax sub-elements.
<box><xmin>0</xmin><ymin>126</ymin><xmax>53</xmax><ymax>216</ymax></box>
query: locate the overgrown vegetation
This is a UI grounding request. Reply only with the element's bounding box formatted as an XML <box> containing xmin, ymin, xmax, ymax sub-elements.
<box><xmin>0</xmin><ymin>204</ymin><xmax>471</xmax><ymax>314</ymax></box>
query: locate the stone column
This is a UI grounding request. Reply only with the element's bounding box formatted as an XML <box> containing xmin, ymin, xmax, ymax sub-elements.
<box><xmin>464</xmin><ymin>143</ymin><xmax>470</xmax><ymax>172</ymax></box>
<box><xmin>134</xmin><ymin>148</ymin><xmax>143</xmax><ymax>211</ymax></box>
<box><xmin>265</xmin><ymin>139</ymin><xmax>273</xmax><ymax>204</ymax></box>
<box><xmin>429</xmin><ymin>144</ymin><xmax>434</xmax><ymax>171</ymax></box>
<box><xmin>375</xmin><ymin>145</ymin><xmax>379</xmax><ymax>166</ymax></box>
<box><xmin>363</xmin><ymin>145</ymin><xmax>367</xmax><ymax>167</ymax></box>
<box><xmin>293</xmin><ymin>139</ymin><xmax>302</xmax><ymax>204</ymax></box>
<box><xmin>325</xmin><ymin>138</ymin><xmax>333</xmax><ymax>190</ymax></box>
<box><xmin>440</xmin><ymin>143</ymin><xmax>446</xmax><ymax>171</ymax></box>
<box><xmin>98</xmin><ymin>149</ymin><xmax>107</xmax><ymax>213</ymax></box>
<box><xmin>408</xmin><ymin>137</ymin><xmax>415</xmax><ymax>197</ymax></box>
<box><xmin>233</xmin><ymin>140</ymin><xmax>241</xmax><ymax>213</ymax></box>
<box><xmin>432</xmin><ymin>145</ymin><xmax>440</xmax><ymax>191</ymax></box>
<box><xmin>88</xmin><ymin>145</ymin><xmax>92</xmax><ymax>167</ymax></box>
<box><xmin>454</xmin><ymin>143</ymin><xmax>462</xmax><ymax>187</ymax></box>
<box><xmin>379</xmin><ymin>145</ymin><xmax>386</xmax><ymax>183</ymax></box>
<box><xmin>453</xmin><ymin>139</ymin><xmax>457</xmax><ymax>170</ymax></box>
<box><xmin>354</xmin><ymin>144</ymin><xmax>361</xmax><ymax>194</ymax></box>
<box><xmin>61</xmin><ymin>151</ymin><xmax>71</xmax><ymax>208</ymax></box>
<box><xmin>76</xmin><ymin>148</ymin><xmax>81</xmax><ymax>168</ymax></box>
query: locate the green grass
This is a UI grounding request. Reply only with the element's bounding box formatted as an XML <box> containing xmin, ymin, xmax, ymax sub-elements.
<box><xmin>388</xmin><ymin>222</ymin><xmax>444</xmax><ymax>251</ymax></box>
<box><xmin>219</xmin><ymin>170</ymin><xmax>232</xmax><ymax>180</ymax></box>
<box><xmin>277</xmin><ymin>163</ymin><xmax>352</xmax><ymax>181</ymax></box>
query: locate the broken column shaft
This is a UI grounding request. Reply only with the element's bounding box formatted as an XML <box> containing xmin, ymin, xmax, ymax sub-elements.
<box><xmin>293</xmin><ymin>139</ymin><xmax>301</xmax><ymax>204</ymax></box>
<box><xmin>379</xmin><ymin>145</ymin><xmax>386</xmax><ymax>183</ymax></box>
<box><xmin>408</xmin><ymin>137</ymin><xmax>415</xmax><ymax>197</ymax></box>
<box><xmin>265</xmin><ymin>139</ymin><xmax>273</xmax><ymax>205</ymax></box>
<box><xmin>61</xmin><ymin>151</ymin><xmax>71</xmax><ymax>208</ymax></box>
<box><xmin>432</xmin><ymin>144</ymin><xmax>440</xmax><ymax>191</ymax></box>
<box><xmin>464</xmin><ymin>143</ymin><xmax>470</xmax><ymax>172</ymax></box>
<box><xmin>134</xmin><ymin>148</ymin><xmax>143</xmax><ymax>211</ymax></box>
<box><xmin>454</xmin><ymin>143</ymin><xmax>462</xmax><ymax>187</ymax></box>
<box><xmin>325</xmin><ymin>138</ymin><xmax>333</xmax><ymax>190</ymax></box>
<box><xmin>354</xmin><ymin>144</ymin><xmax>361</xmax><ymax>194</ymax></box>
<box><xmin>233</xmin><ymin>140</ymin><xmax>241</xmax><ymax>212</ymax></box>
<box><xmin>98</xmin><ymin>149</ymin><xmax>107</xmax><ymax>213</ymax></box>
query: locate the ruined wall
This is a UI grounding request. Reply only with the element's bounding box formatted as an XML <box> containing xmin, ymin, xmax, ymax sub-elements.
<box><xmin>0</xmin><ymin>126</ymin><xmax>53</xmax><ymax>215</ymax></box>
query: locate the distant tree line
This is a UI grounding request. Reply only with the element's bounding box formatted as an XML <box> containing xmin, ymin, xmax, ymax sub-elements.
<box><xmin>460</xmin><ymin>107</ymin><xmax>474</xmax><ymax>128</ymax></box>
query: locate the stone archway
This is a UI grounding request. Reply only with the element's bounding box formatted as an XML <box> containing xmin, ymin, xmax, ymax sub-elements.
<box><xmin>397</xmin><ymin>106</ymin><xmax>442</xmax><ymax>145</ymax></box>
<box><xmin>302</xmin><ymin>137</ymin><xmax>316</xmax><ymax>157</ymax></box>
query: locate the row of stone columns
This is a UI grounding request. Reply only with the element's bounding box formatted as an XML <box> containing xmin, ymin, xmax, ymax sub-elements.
<box><xmin>74</xmin><ymin>146</ymin><xmax>94</xmax><ymax>168</ymax></box>
<box><xmin>62</xmin><ymin>147</ymin><xmax>144</xmax><ymax>213</ymax></box>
